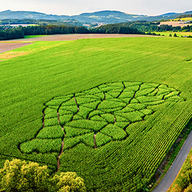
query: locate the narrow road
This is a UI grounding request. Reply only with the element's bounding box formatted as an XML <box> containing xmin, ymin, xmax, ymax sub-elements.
<box><xmin>153</xmin><ymin>131</ymin><xmax>192</xmax><ymax>192</ymax></box>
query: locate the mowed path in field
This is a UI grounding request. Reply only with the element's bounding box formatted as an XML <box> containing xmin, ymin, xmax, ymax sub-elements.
<box><xmin>153</xmin><ymin>131</ymin><xmax>192</xmax><ymax>192</ymax></box>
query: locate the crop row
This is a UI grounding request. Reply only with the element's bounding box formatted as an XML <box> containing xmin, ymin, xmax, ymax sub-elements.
<box><xmin>2</xmin><ymin>38</ymin><xmax>192</xmax><ymax>192</ymax></box>
<box><xmin>59</xmin><ymin>101</ymin><xmax>191</xmax><ymax>191</ymax></box>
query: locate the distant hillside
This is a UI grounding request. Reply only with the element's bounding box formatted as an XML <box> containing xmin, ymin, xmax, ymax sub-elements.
<box><xmin>0</xmin><ymin>18</ymin><xmax>82</xmax><ymax>27</ymax></box>
<box><xmin>0</xmin><ymin>10</ymin><xmax>192</xmax><ymax>25</ymax></box>
<box><xmin>72</xmin><ymin>10</ymin><xmax>185</xmax><ymax>23</ymax></box>
<box><xmin>0</xmin><ymin>10</ymin><xmax>69</xmax><ymax>20</ymax></box>
<box><xmin>72</xmin><ymin>10</ymin><xmax>147</xmax><ymax>24</ymax></box>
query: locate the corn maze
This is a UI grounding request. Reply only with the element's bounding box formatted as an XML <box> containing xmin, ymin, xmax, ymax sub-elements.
<box><xmin>20</xmin><ymin>81</ymin><xmax>183</xmax><ymax>157</ymax></box>
<box><xmin>2</xmin><ymin>37</ymin><xmax>192</xmax><ymax>192</ymax></box>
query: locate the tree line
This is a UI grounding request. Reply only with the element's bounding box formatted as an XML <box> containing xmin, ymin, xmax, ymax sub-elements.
<box><xmin>0</xmin><ymin>25</ymin><xmax>89</xmax><ymax>40</ymax></box>
<box><xmin>0</xmin><ymin>27</ymin><xmax>24</xmax><ymax>40</ymax></box>
<box><xmin>1</xmin><ymin>21</ymin><xmax>192</xmax><ymax>40</ymax></box>
<box><xmin>90</xmin><ymin>24</ymin><xmax>143</xmax><ymax>34</ymax></box>
<box><xmin>104</xmin><ymin>21</ymin><xmax>184</xmax><ymax>32</ymax></box>
<box><xmin>0</xmin><ymin>24</ymin><xmax>143</xmax><ymax>40</ymax></box>
<box><xmin>98</xmin><ymin>20</ymin><xmax>192</xmax><ymax>33</ymax></box>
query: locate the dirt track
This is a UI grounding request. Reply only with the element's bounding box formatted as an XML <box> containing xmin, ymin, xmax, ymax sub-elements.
<box><xmin>0</xmin><ymin>43</ymin><xmax>31</xmax><ymax>54</ymax></box>
<box><xmin>11</xmin><ymin>34</ymin><xmax>157</xmax><ymax>42</ymax></box>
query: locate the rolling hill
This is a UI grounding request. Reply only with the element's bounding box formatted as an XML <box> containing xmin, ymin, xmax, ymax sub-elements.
<box><xmin>0</xmin><ymin>10</ymin><xmax>192</xmax><ymax>24</ymax></box>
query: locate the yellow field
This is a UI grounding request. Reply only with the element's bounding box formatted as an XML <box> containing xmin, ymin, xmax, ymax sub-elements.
<box><xmin>173</xmin><ymin>17</ymin><xmax>192</xmax><ymax>21</ymax></box>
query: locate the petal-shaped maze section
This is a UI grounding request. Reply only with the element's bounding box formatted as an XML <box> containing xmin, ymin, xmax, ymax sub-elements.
<box><xmin>20</xmin><ymin>82</ymin><xmax>184</xmax><ymax>154</ymax></box>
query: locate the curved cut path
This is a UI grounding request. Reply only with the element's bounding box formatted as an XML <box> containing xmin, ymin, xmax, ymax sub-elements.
<box><xmin>153</xmin><ymin>131</ymin><xmax>192</xmax><ymax>192</ymax></box>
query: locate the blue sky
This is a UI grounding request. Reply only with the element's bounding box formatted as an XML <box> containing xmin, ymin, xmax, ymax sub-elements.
<box><xmin>1</xmin><ymin>0</ymin><xmax>192</xmax><ymax>16</ymax></box>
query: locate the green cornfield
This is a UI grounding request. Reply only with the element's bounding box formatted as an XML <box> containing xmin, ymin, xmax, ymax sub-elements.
<box><xmin>1</xmin><ymin>37</ymin><xmax>192</xmax><ymax>191</ymax></box>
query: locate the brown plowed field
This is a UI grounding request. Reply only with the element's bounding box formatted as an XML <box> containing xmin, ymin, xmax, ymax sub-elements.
<box><xmin>0</xmin><ymin>43</ymin><xmax>31</xmax><ymax>54</ymax></box>
<box><xmin>12</xmin><ymin>34</ymin><xmax>157</xmax><ymax>42</ymax></box>
<box><xmin>160</xmin><ymin>21</ymin><xmax>192</xmax><ymax>28</ymax></box>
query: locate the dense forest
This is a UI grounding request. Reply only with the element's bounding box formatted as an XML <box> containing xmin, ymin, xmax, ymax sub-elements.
<box><xmin>0</xmin><ymin>27</ymin><xmax>24</xmax><ymax>40</ymax></box>
<box><xmin>90</xmin><ymin>24</ymin><xmax>143</xmax><ymax>34</ymax></box>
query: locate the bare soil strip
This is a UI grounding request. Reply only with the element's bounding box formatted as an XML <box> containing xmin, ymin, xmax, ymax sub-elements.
<box><xmin>7</xmin><ymin>34</ymin><xmax>157</xmax><ymax>42</ymax></box>
<box><xmin>57</xmin><ymin>111</ymin><xmax>65</xmax><ymax>171</ymax></box>
<box><xmin>57</xmin><ymin>140</ymin><xmax>64</xmax><ymax>171</ymax></box>
<box><xmin>94</xmin><ymin>134</ymin><xmax>97</xmax><ymax>149</ymax></box>
<box><xmin>0</xmin><ymin>43</ymin><xmax>31</xmax><ymax>54</ymax></box>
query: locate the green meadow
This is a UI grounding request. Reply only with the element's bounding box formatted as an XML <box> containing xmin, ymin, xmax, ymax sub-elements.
<box><xmin>24</xmin><ymin>35</ymin><xmax>48</xmax><ymax>38</ymax></box>
<box><xmin>1</xmin><ymin>37</ymin><xmax>192</xmax><ymax>191</ymax></box>
<box><xmin>154</xmin><ymin>31</ymin><xmax>192</xmax><ymax>37</ymax></box>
